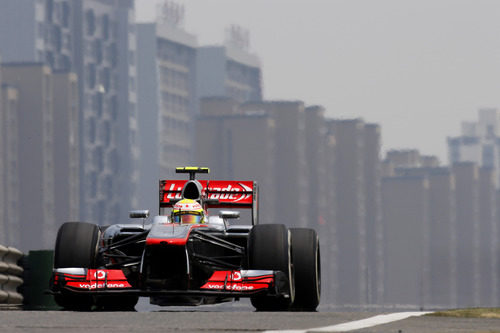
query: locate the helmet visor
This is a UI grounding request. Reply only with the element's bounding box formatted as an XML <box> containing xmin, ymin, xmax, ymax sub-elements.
<box><xmin>172</xmin><ymin>212</ymin><xmax>203</xmax><ymax>224</ymax></box>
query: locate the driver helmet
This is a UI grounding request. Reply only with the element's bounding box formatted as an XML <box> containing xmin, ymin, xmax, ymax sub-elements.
<box><xmin>171</xmin><ymin>199</ymin><xmax>205</xmax><ymax>224</ymax></box>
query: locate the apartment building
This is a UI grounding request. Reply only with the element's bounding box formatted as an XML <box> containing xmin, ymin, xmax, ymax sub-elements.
<box><xmin>364</xmin><ymin>123</ymin><xmax>383</xmax><ymax>305</ymax></box>
<box><xmin>197</xmin><ymin>45</ymin><xmax>262</xmax><ymax>105</ymax></box>
<box><xmin>381</xmin><ymin>175</ymin><xmax>429</xmax><ymax>307</ymax></box>
<box><xmin>196</xmin><ymin>97</ymin><xmax>276</xmax><ymax>223</ymax></box>
<box><xmin>329</xmin><ymin>119</ymin><xmax>367</xmax><ymax>306</ymax></box>
<box><xmin>395</xmin><ymin>167</ymin><xmax>457</xmax><ymax>307</ymax></box>
<box><xmin>52</xmin><ymin>71</ymin><xmax>80</xmax><ymax>225</ymax></box>
<box><xmin>1</xmin><ymin>63</ymin><xmax>55</xmax><ymax>250</ymax></box>
<box><xmin>0</xmin><ymin>0</ymin><xmax>138</xmax><ymax>225</ymax></box>
<box><xmin>452</xmin><ymin>162</ymin><xmax>480</xmax><ymax>307</ymax></box>
<box><xmin>136</xmin><ymin>19</ymin><xmax>197</xmax><ymax>215</ymax></box>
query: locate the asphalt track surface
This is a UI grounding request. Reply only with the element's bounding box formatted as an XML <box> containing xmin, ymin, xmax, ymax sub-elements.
<box><xmin>0</xmin><ymin>300</ymin><xmax>499</xmax><ymax>332</ymax></box>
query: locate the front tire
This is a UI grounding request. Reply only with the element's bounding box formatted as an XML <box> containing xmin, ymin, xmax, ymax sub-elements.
<box><xmin>248</xmin><ymin>224</ymin><xmax>294</xmax><ymax>311</ymax></box>
<box><xmin>54</xmin><ymin>222</ymin><xmax>100</xmax><ymax>269</ymax></box>
<box><xmin>53</xmin><ymin>222</ymin><xmax>100</xmax><ymax>310</ymax></box>
<box><xmin>290</xmin><ymin>228</ymin><xmax>321</xmax><ymax>311</ymax></box>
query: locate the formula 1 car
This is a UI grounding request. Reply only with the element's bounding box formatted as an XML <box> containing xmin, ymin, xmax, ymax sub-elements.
<box><xmin>51</xmin><ymin>167</ymin><xmax>321</xmax><ymax>311</ymax></box>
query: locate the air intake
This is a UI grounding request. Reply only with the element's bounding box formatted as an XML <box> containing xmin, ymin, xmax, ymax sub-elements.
<box><xmin>182</xmin><ymin>181</ymin><xmax>202</xmax><ymax>200</ymax></box>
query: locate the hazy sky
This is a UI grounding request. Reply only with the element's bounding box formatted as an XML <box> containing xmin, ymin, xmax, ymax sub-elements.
<box><xmin>136</xmin><ymin>0</ymin><xmax>500</xmax><ymax>162</ymax></box>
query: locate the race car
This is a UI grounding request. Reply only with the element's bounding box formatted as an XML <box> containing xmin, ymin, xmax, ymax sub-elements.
<box><xmin>51</xmin><ymin>167</ymin><xmax>321</xmax><ymax>311</ymax></box>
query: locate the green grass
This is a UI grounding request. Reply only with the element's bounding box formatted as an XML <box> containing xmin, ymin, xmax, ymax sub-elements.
<box><xmin>429</xmin><ymin>308</ymin><xmax>500</xmax><ymax>319</ymax></box>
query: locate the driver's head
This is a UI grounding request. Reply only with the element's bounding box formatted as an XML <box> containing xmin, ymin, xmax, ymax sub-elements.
<box><xmin>171</xmin><ymin>199</ymin><xmax>205</xmax><ymax>224</ymax></box>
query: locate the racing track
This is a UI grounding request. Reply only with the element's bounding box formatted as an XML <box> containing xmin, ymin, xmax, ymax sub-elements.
<box><xmin>1</xmin><ymin>300</ymin><xmax>499</xmax><ymax>333</ymax></box>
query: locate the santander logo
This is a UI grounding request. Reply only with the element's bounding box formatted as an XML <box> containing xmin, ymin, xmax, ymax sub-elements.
<box><xmin>165</xmin><ymin>184</ymin><xmax>183</xmax><ymax>199</ymax></box>
<box><xmin>162</xmin><ymin>181</ymin><xmax>253</xmax><ymax>203</ymax></box>
<box><xmin>207</xmin><ymin>183</ymin><xmax>252</xmax><ymax>202</ymax></box>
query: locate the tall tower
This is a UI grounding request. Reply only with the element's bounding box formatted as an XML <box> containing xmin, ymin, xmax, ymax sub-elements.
<box><xmin>0</xmin><ymin>0</ymin><xmax>139</xmax><ymax>225</ymax></box>
<box><xmin>196</xmin><ymin>25</ymin><xmax>262</xmax><ymax>106</ymax></box>
<box><xmin>136</xmin><ymin>2</ymin><xmax>197</xmax><ymax>214</ymax></box>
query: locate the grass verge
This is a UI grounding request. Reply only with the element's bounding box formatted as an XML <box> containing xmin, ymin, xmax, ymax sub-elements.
<box><xmin>429</xmin><ymin>308</ymin><xmax>500</xmax><ymax>319</ymax></box>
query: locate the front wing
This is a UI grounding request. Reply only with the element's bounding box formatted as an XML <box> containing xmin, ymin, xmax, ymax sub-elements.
<box><xmin>52</xmin><ymin>268</ymin><xmax>288</xmax><ymax>298</ymax></box>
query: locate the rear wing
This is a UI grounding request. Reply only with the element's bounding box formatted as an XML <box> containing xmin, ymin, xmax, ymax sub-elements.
<box><xmin>159</xmin><ymin>179</ymin><xmax>259</xmax><ymax>225</ymax></box>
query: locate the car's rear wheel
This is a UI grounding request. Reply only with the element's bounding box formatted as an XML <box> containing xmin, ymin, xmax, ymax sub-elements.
<box><xmin>54</xmin><ymin>222</ymin><xmax>100</xmax><ymax>310</ymax></box>
<box><xmin>248</xmin><ymin>224</ymin><xmax>294</xmax><ymax>311</ymax></box>
<box><xmin>290</xmin><ymin>228</ymin><xmax>321</xmax><ymax>311</ymax></box>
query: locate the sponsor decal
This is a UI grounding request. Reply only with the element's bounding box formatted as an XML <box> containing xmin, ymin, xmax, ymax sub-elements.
<box><xmin>86</xmin><ymin>269</ymin><xmax>128</xmax><ymax>281</ymax></box>
<box><xmin>204</xmin><ymin>283</ymin><xmax>255</xmax><ymax>291</ymax></box>
<box><xmin>93</xmin><ymin>270</ymin><xmax>107</xmax><ymax>279</ymax></box>
<box><xmin>207</xmin><ymin>183</ymin><xmax>252</xmax><ymax>202</ymax></box>
<box><xmin>58</xmin><ymin>269</ymin><xmax>132</xmax><ymax>290</ymax></box>
<box><xmin>160</xmin><ymin>180</ymin><xmax>254</xmax><ymax>205</ymax></box>
<box><xmin>76</xmin><ymin>282</ymin><xmax>127</xmax><ymax>289</ymax></box>
<box><xmin>231</xmin><ymin>271</ymin><xmax>242</xmax><ymax>281</ymax></box>
<box><xmin>200</xmin><ymin>270</ymin><xmax>273</xmax><ymax>292</ymax></box>
<box><xmin>165</xmin><ymin>183</ymin><xmax>184</xmax><ymax>200</ymax></box>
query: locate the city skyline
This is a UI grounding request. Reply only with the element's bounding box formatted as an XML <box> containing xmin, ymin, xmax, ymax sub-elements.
<box><xmin>137</xmin><ymin>0</ymin><xmax>500</xmax><ymax>162</ymax></box>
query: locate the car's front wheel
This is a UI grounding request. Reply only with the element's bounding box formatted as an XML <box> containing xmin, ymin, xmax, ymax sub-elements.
<box><xmin>248</xmin><ymin>224</ymin><xmax>294</xmax><ymax>311</ymax></box>
<box><xmin>53</xmin><ymin>222</ymin><xmax>99</xmax><ymax>310</ymax></box>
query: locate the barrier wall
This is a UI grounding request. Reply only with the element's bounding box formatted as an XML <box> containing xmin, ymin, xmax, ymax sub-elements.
<box><xmin>22</xmin><ymin>250</ymin><xmax>59</xmax><ymax>310</ymax></box>
<box><xmin>0</xmin><ymin>245</ymin><xmax>23</xmax><ymax>305</ymax></box>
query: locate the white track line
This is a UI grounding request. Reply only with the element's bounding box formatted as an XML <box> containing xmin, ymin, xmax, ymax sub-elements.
<box><xmin>263</xmin><ymin>311</ymin><xmax>432</xmax><ymax>333</ymax></box>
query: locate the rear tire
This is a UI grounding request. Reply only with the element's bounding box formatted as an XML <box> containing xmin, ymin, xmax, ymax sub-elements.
<box><xmin>53</xmin><ymin>222</ymin><xmax>100</xmax><ymax>310</ymax></box>
<box><xmin>290</xmin><ymin>228</ymin><xmax>321</xmax><ymax>311</ymax></box>
<box><xmin>248</xmin><ymin>224</ymin><xmax>294</xmax><ymax>311</ymax></box>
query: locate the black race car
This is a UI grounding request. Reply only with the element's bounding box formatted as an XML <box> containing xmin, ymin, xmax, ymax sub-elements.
<box><xmin>51</xmin><ymin>167</ymin><xmax>321</xmax><ymax>311</ymax></box>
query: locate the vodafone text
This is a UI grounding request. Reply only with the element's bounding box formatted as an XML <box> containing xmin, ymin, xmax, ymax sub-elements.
<box><xmin>78</xmin><ymin>282</ymin><xmax>126</xmax><ymax>289</ymax></box>
<box><xmin>204</xmin><ymin>283</ymin><xmax>255</xmax><ymax>291</ymax></box>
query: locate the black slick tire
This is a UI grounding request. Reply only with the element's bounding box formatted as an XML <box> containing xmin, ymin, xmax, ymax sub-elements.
<box><xmin>248</xmin><ymin>224</ymin><xmax>294</xmax><ymax>311</ymax></box>
<box><xmin>54</xmin><ymin>222</ymin><xmax>100</xmax><ymax>269</ymax></box>
<box><xmin>290</xmin><ymin>228</ymin><xmax>321</xmax><ymax>311</ymax></box>
<box><xmin>53</xmin><ymin>222</ymin><xmax>100</xmax><ymax>310</ymax></box>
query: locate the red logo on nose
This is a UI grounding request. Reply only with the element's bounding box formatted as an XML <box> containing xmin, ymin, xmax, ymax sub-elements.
<box><xmin>93</xmin><ymin>270</ymin><xmax>107</xmax><ymax>279</ymax></box>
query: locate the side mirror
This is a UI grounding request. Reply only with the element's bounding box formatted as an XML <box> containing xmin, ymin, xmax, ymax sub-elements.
<box><xmin>219</xmin><ymin>211</ymin><xmax>240</xmax><ymax>219</ymax></box>
<box><xmin>129</xmin><ymin>210</ymin><xmax>150</xmax><ymax>219</ymax></box>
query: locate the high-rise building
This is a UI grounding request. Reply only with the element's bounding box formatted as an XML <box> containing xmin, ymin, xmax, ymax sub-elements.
<box><xmin>0</xmin><ymin>81</ymin><xmax>20</xmax><ymax>248</ymax></box>
<box><xmin>396</xmin><ymin>167</ymin><xmax>457</xmax><ymax>307</ymax></box>
<box><xmin>136</xmin><ymin>17</ymin><xmax>197</xmax><ymax>215</ymax></box>
<box><xmin>52</xmin><ymin>71</ymin><xmax>80</xmax><ymax>225</ymax></box>
<box><xmin>196</xmin><ymin>44</ymin><xmax>262</xmax><ymax>105</ymax></box>
<box><xmin>383</xmin><ymin>150</ymin><xmax>440</xmax><ymax>177</ymax></box>
<box><xmin>242</xmin><ymin>101</ymin><xmax>308</xmax><ymax>228</ymax></box>
<box><xmin>385</xmin><ymin>149</ymin><xmax>422</xmax><ymax>169</ymax></box>
<box><xmin>1</xmin><ymin>63</ymin><xmax>55</xmax><ymax>250</ymax></box>
<box><xmin>330</xmin><ymin>119</ymin><xmax>367</xmax><ymax>306</ymax></box>
<box><xmin>196</xmin><ymin>97</ymin><xmax>276</xmax><ymax>224</ymax></box>
<box><xmin>74</xmin><ymin>0</ymin><xmax>138</xmax><ymax>224</ymax></box>
<box><xmin>322</xmin><ymin>120</ymin><xmax>338</xmax><ymax>305</ymax></box>
<box><xmin>0</xmin><ymin>0</ymin><xmax>139</xmax><ymax>225</ymax></box>
<box><xmin>0</xmin><ymin>0</ymin><xmax>73</xmax><ymax>70</ymax></box>
<box><xmin>448</xmin><ymin>108</ymin><xmax>500</xmax><ymax>185</ymax></box>
<box><xmin>495</xmin><ymin>189</ymin><xmax>500</xmax><ymax>306</ymax></box>
<box><xmin>452</xmin><ymin>162</ymin><xmax>480</xmax><ymax>307</ymax></box>
<box><xmin>381</xmin><ymin>175</ymin><xmax>429</xmax><ymax>307</ymax></box>
<box><xmin>364</xmin><ymin>123</ymin><xmax>383</xmax><ymax>305</ymax></box>
<box><xmin>478</xmin><ymin>167</ymin><xmax>497</xmax><ymax>306</ymax></box>
<box><xmin>305</xmin><ymin>106</ymin><xmax>328</xmax><ymax>229</ymax></box>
